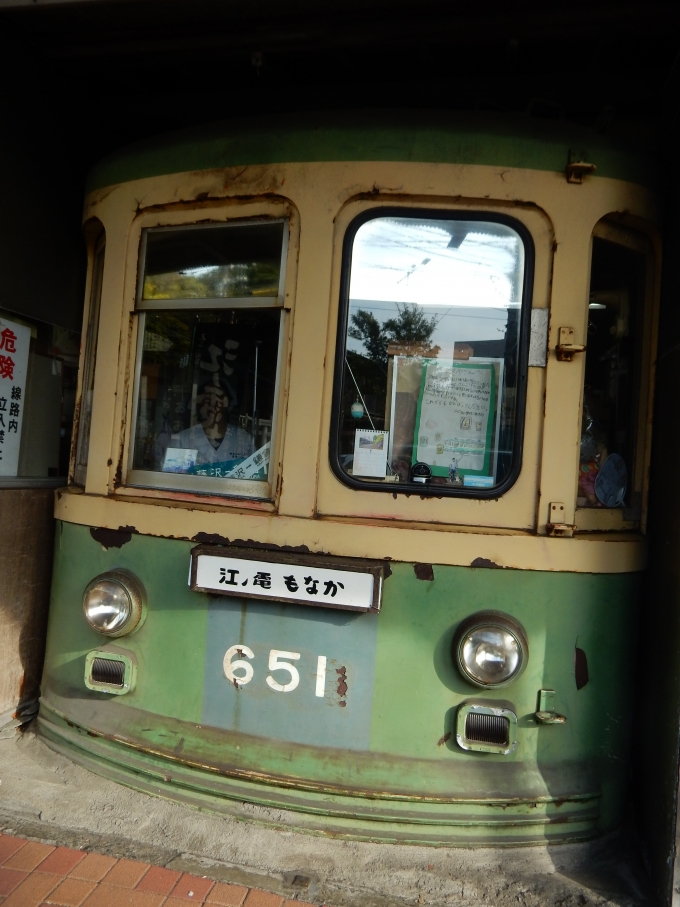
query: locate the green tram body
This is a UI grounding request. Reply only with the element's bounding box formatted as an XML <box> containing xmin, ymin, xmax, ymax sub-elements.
<box><xmin>39</xmin><ymin>114</ymin><xmax>655</xmax><ymax>845</ymax></box>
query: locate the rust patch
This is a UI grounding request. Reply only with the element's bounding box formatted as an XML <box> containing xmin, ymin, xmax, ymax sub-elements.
<box><xmin>336</xmin><ymin>666</ymin><xmax>348</xmax><ymax>706</ymax></box>
<box><xmin>107</xmin><ymin>458</ymin><xmax>113</xmax><ymax>467</ymax></box>
<box><xmin>192</xmin><ymin>532</ymin><xmax>312</xmax><ymax>554</ymax></box>
<box><xmin>470</xmin><ymin>557</ymin><xmax>503</xmax><ymax>569</ymax></box>
<box><xmin>437</xmin><ymin>732</ymin><xmax>451</xmax><ymax>747</ymax></box>
<box><xmin>90</xmin><ymin>525</ymin><xmax>137</xmax><ymax>549</ymax></box>
<box><xmin>414</xmin><ymin>563</ymin><xmax>434</xmax><ymax>581</ymax></box>
<box><xmin>575</xmin><ymin>647</ymin><xmax>589</xmax><ymax>690</ymax></box>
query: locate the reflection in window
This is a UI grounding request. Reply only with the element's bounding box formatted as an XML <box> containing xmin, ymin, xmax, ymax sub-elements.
<box><xmin>133</xmin><ymin>310</ymin><xmax>279</xmax><ymax>481</ymax></box>
<box><xmin>578</xmin><ymin>236</ymin><xmax>646</xmax><ymax>509</ymax></box>
<box><xmin>334</xmin><ymin>214</ymin><xmax>528</xmax><ymax>493</ymax></box>
<box><xmin>142</xmin><ymin>222</ymin><xmax>284</xmax><ymax>301</ymax></box>
<box><xmin>130</xmin><ymin>221</ymin><xmax>286</xmax><ymax>496</ymax></box>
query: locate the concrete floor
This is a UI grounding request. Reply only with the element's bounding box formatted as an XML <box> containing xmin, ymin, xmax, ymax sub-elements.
<box><xmin>0</xmin><ymin>726</ymin><xmax>653</xmax><ymax>907</ymax></box>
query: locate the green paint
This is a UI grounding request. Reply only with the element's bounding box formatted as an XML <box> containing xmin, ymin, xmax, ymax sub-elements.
<box><xmin>42</xmin><ymin>522</ymin><xmax>640</xmax><ymax>842</ymax></box>
<box><xmin>85</xmin><ymin>111</ymin><xmax>654</xmax><ymax>194</ymax></box>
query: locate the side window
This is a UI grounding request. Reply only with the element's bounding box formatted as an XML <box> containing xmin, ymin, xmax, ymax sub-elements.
<box><xmin>74</xmin><ymin>236</ymin><xmax>105</xmax><ymax>486</ymax></box>
<box><xmin>128</xmin><ymin>220</ymin><xmax>287</xmax><ymax>499</ymax></box>
<box><xmin>331</xmin><ymin>210</ymin><xmax>532</xmax><ymax>495</ymax></box>
<box><xmin>578</xmin><ymin>223</ymin><xmax>652</xmax><ymax>517</ymax></box>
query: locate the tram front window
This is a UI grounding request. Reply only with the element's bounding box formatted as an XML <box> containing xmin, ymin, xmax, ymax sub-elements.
<box><xmin>332</xmin><ymin>212</ymin><xmax>530</xmax><ymax>494</ymax></box>
<box><xmin>129</xmin><ymin>221</ymin><xmax>286</xmax><ymax>495</ymax></box>
<box><xmin>578</xmin><ymin>229</ymin><xmax>649</xmax><ymax>511</ymax></box>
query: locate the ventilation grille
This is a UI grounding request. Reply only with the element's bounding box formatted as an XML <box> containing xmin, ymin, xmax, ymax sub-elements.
<box><xmin>465</xmin><ymin>712</ymin><xmax>509</xmax><ymax>747</ymax></box>
<box><xmin>91</xmin><ymin>657</ymin><xmax>125</xmax><ymax>687</ymax></box>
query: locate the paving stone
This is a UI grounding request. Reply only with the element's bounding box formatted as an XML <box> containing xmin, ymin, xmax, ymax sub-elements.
<box><xmin>68</xmin><ymin>854</ymin><xmax>117</xmax><ymax>883</ymax></box>
<box><xmin>0</xmin><ymin>869</ymin><xmax>27</xmax><ymax>897</ymax></box>
<box><xmin>80</xmin><ymin>883</ymin><xmax>165</xmax><ymax>907</ymax></box>
<box><xmin>2</xmin><ymin>872</ymin><xmax>60</xmax><ymax>907</ymax></box>
<box><xmin>36</xmin><ymin>851</ymin><xmax>85</xmax><ymax>878</ymax></box>
<box><xmin>135</xmin><ymin>865</ymin><xmax>181</xmax><ymax>895</ymax></box>
<box><xmin>0</xmin><ymin>838</ymin><xmax>28</xmax><ymax>867</ymax></box>
<box><xmin>170</xmin><ymin>873</ymin><xmax>215</xmax><ymax>902</ymax></box>
<box><xmin>283</xmin><ymin>901</ymin><xmax>316</xmax><ymax>907</ymax></box>
<box><xmin>243</xmin><ymin>891</ymin><xmax>284</xmax><ymax>907</ymax></box>
<box><xmin>3</xmin><ymin>846</ymin><xmax>55</xmax><ymax>874</ymax></box>
<box><xmin>205</xmin><ymin>882</ymin><xmax>248</xmax><ymax>906</ymax></box>
<box><xmin>43</xmin><ymin>878</ymin><xmax>95</xmax><ymax>907</ymax></box>
<box><xmin>102</xmin><ymin>859</ymin><xmax>150</xmax><ymax>889</ymax></box>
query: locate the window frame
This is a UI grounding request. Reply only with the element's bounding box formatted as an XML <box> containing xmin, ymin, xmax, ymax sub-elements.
<box><xmin>125</xmin><ymin>216</ymin><xmax>290</xmax><ymax>502</ymax></box>
<box><xmin>573</xmin><ymin>218</ymin><xmax>657</xmax><ymax>533</ymax></box>
<box><xmin>73</xmin><ymin>232</ymin><xmax>105</xmax><ymax>487</ymax></box>
<box><xmin>329</xmin><ymin>206</ymin><xmax>535</xmax><ymax>499</ymax></box>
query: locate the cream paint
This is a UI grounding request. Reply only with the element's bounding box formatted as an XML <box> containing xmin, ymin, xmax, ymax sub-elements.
<box><xmin>63</xmin><ymin>159</ymin><xmax>659</xmax><ymax>573</ymax></box>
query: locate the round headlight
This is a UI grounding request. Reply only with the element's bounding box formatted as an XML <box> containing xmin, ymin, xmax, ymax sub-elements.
<box><xmin>452</xmin><ymin>611</ymin><xmax>528</xmax><ymax>688</ymax></box>
<box><xmin>83</xmin><ymin>570</ymin><xmax>145</xmax><ymax>637</ymax></box>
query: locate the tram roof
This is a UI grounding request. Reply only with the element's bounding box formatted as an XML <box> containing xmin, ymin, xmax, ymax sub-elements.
<box><xmin>86</xmin><ymin>110</ymin><xmax>654</xmax><ymax>195</ymax></box>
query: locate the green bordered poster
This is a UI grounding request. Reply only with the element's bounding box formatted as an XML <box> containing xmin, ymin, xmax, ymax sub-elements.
<box><xmin>412</xmin><ymin>359</ymin><xmax>496</xmax><ymax>478</ymax></box>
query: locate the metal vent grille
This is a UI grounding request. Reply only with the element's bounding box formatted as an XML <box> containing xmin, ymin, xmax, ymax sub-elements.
<box><xmin>91</xmin><ymin>657</ymin><xmax>125</xmax><ymax>687</ymax></box>
<box><xmin>465</xmin><ymin>712</ymin><xmax>509</xmax><ymax>747</ymax></box>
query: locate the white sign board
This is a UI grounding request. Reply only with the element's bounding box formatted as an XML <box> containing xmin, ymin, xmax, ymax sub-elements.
<box><xmin>193</xmin><ymin>552</ymin><xmax>379</xmax><ymax>612</ymax></box>
<box><xmin>0</xmin><ymin>317</ymin><xmax>31</xmax><ymax>476</ymax></box>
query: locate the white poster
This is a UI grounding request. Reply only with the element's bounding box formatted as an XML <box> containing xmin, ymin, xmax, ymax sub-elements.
<box><xmin>0</xmin><ymin>317</ymin><xmax>31</xmax><ymax>477</ymax></box>
<box><xmin>353</xmin><ymin>429</ymin><xmax>388</xmax><ymax>478</ymax></box>
<box><xmin>415</xmin><ymin>360</ymin><xmax>495</xmax><ymax>477</ymax></box>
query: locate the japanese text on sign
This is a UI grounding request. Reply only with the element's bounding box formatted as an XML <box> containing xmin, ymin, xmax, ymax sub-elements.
<box><xmin>0</xmin><ymin>318</ymin><xmax>30</xmax><ymax>477</ymax></box>
<box><xmin>193</xmin><ymin>554</ymin><xmax>377</xmax><ymax>611</ymax></box>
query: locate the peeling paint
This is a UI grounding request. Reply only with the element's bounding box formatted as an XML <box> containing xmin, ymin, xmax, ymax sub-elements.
<box><xmin>414</xmin><ymin>563</ymin><xmax>434</xmax><ymax>581</ymax></box>
<box><xmin>90</xmin><ymin>525</ymin><xmax>137</xmax><ymax>549</ymax></box>
<box><xmin>470</xmin><ymin>557</ymin><xmax>503</xmax><ymax>569</ymax></box>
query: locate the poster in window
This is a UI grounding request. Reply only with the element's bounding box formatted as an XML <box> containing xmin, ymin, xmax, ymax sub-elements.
<box><xmin>0</xmin><ymin>317</ymin><xmax>31</xmax><ymax>477</ymax></box>
<box><xmin>412</xmin><ymin>359</ymin><xmax>496</xmax><ymax>478</ymax></box>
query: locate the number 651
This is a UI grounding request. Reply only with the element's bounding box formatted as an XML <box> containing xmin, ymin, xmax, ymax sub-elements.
<box><xmin>223</xmin><ymin>645</ymin><xmax>328</xmax><ymax>696</ymax></box>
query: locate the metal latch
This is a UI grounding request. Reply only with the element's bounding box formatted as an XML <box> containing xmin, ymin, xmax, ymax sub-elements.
<box><xmin>535</xmin><ymin>689</ymin><xmax>567</xmax><ymax>725</ymax></box>
<box><xmin>566</xmin><ymin>150</ymin><xmax>597</xmax><ymax>184</ymax></box>
<box><xmin>546</xmin><ymin>502</ymin><xmax>575</xmax><ymax>538</ymax></box>
<box><xmin>555</xmin><ymin>327</ymin><xmax>586</xmax><ymax>362</ymax></box>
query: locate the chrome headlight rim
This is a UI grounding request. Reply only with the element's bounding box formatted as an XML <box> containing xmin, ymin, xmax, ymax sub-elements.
<box><xmin>452</xmin><ymin>610</ymin><xmax>528</xmax><ymax>689</ymax></box>
<box><xmin>82</xmin><ymin>569</ymin><xmax>146</xmax><ymax>638</ymax></box>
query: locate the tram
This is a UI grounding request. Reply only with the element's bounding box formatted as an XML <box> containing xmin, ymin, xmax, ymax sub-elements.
<box><xmin>39</xmin><ymin>113</ymin><xmax>659</xmax><ymax>845</ymax></box>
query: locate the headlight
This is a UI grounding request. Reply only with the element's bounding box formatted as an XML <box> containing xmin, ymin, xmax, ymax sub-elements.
<box><xmin>82</xmin><ymin>570</ymin><xmax>145</xmax><ymax>637</ymax></box>
<box><xmin>452</xmin><ymin>611</ymin><xmax>528</xmax><ymax>688</ymax></box>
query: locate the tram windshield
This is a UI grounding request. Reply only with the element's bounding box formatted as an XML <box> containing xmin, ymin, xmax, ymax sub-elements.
<box><xmin>333</xmin><ymin>213</ymin><xmax>528</xmax><ymax>493</ymax></box>
<box><xmin>578</xmin><ymin>232</ymin><xmax>648</xmax><ymax>511</ymax></box>
<box><xmin>129</xmin><ymin>221</ymin><xmax>286</xmax><ymax>495</ymax></box>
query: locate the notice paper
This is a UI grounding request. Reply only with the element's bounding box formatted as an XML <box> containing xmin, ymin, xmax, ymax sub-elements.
<box><xmin>353</xmin><ymin>429</ymin><xmax>389</xmax><ymax>478</ymax></box>
<box><xmin>414</xmin><ymin>359</ymin><xmax>495</xmax><ymax>477</ymax></box>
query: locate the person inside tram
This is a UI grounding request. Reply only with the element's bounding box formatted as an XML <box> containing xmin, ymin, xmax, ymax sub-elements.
<box><xmin>161</xmin><ymin>377</ymin><xmax>254</xmax><ymax>475</ymax></box>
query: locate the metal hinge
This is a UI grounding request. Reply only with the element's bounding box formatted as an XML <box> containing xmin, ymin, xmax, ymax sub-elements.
<box><xmin>546</xmin><ymin>502</ymin><xmax>575</xmax><ymax>537</ymax></box>
<box><xmin>566</xmin><ymin>150</ymin><xmax>597</xmax><ymax>184</ymax></box>
<box><xmin>555</xmin><ymin>326</ymin><xmax>586</xmax><ymax>362</ymax></box>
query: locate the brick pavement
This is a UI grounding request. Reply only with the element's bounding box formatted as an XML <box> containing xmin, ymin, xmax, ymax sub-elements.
<box><xmin>0</xmin><ymin>834</ymin><xmax>317</xmax><ymax>907</ymax></box>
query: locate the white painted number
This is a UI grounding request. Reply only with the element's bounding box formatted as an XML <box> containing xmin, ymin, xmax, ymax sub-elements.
<box><xmin>266</xmin><ymin>650</ymin><xmax>301</xmax><ymax>692</ymax></box>
<box><xmin>223</xmin><ymin>645</ymin><xmax>255</xmax><ymax>687</ymax></box>
<box><xmin>221</xmin><ymin>645</ymin><xmax>337</xmax><ymax>699</ymax></box>
<box><xmin>315</xmin><ymin>655</ymin><xmax>327</xmax><ymax>697</ymax></box>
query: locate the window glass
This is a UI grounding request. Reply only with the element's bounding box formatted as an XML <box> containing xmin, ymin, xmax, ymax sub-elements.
<box><xmin>142</xmin><ymin>222</ymin><xmax>284</xmax><ymax>302</ymax></box>
<box><xmin>74</xmin><ymin>239</ymin><xmax>104</xmax><ymax>486</ymax></box>
<box><xmin>333</xmin><ymin>213</ymin><xmax>529</xmax><ymax>494</ymax></box>
<box><xmin>578</xmin><ymin>236</ymin><xmax>646</xmax><ymax>509</ymax></box>
<box><xmin>130</xmin><ymin>221</ymin><xmax>286</xmax><ymax>496</ymax></box>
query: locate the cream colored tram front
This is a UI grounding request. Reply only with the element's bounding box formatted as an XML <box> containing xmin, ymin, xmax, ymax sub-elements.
<box><xmin>41</xmin><ymin>115</ymin><xmax>658</xmax><ymax>844</ymax></box>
